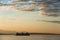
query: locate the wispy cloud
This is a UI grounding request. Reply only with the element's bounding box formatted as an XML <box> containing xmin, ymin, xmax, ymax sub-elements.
<box><xmin>40</xmin><ymin>20</ymin><xmax>60</xmax><ymax>24</ymax></box>
<box><xmin>0</xmin><ymin>6</ymin><xmax>12</xmax><ymax>10</ymax></box>
<box><xmin>0</xmin><ymin>6</ymin><xmax>20</xmax><ymax>12</ymax></box>
<box><xmin>39</xmin><ymin>11</ymin><xmax>60</xmax><ymax>17</ymax></box>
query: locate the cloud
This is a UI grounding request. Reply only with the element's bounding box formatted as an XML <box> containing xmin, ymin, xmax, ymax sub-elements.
<box><xmin>7</xmin><ymin>0</ymin><xmax>13</xmax><ymax>4</ymax></box>
<box><xmin>0</xmin><ymin>6</ymin><xmax>11</xmax><ymax>10</ymax></box>
<box><xmin>41</xmin><ymin>20</ymin><xmax>60</xmax><ymax>24</ymax></box>
<box><xmin>7</xmin><ymin>0</ymin><xmax>18</xmax><ymax>4</ymax></box>
<box><xmin>0</xmin><ymin>6</ymin><xmax>20</xmax><ymax>12</ymax></box>
<box><xmin>39</xmin><ymin>2</ymin><xmax>60</xmax><ymax>17</ymax></box>
<box><xmin>39</xmin><ymin>8</ymin><xmax>60</xmax><ymax>17</ymax></box>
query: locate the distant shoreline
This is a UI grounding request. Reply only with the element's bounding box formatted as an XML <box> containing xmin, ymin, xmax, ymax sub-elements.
<box><xmin>0</xmin><ymin>33</ymin><xmax>60</xmax><ymax>35</ymax></box>
<box><xmin>30</xmin><ymin>33</ymin><xmax>60</xmax><ymax>35</ymax></box>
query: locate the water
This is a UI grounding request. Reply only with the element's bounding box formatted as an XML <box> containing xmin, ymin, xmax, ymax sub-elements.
<box><xmin>0</xmin><ymin>35</ymin><xmax>60</xmax><ymax>40</ymax></box>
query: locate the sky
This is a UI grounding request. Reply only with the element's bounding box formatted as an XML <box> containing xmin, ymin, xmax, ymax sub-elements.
<box><xmin>0</xmin><ymin>0</ymin><xmax>60</xmax><ymax>34</ymax></box>
<box><xmin>1</xmin><ymin>0</ymin><xmax>8</xmax><ymax>4</ymax></box>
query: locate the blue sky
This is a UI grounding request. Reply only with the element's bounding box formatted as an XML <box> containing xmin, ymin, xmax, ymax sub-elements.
<box><xmin>2</xmin><ymin>0</ymin><xmax>29</xmax><ymax>4</ymax></box>
<box><xmin>2</xmin><ymin>0</ymin><xmax>8</xmax><ymax>4</ymax></box>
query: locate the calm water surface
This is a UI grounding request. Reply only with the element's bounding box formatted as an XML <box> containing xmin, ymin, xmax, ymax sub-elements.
<box><xmin>0</xmin><ymin>35</ymin><xmax>60</xmax><ymax>40</ymax></box>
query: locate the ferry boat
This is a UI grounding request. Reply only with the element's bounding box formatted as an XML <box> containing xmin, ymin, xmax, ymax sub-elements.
<box><xmin>16</xmin><ymin>32</ymin><xmax>30</xmax><ymax>36</ymax></box>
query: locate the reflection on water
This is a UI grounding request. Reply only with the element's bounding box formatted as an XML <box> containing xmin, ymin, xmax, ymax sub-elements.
<box><xmin>0</xmin><ymin>35</ymin><xmax>60</xmax><ymax>40</ymax></box>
